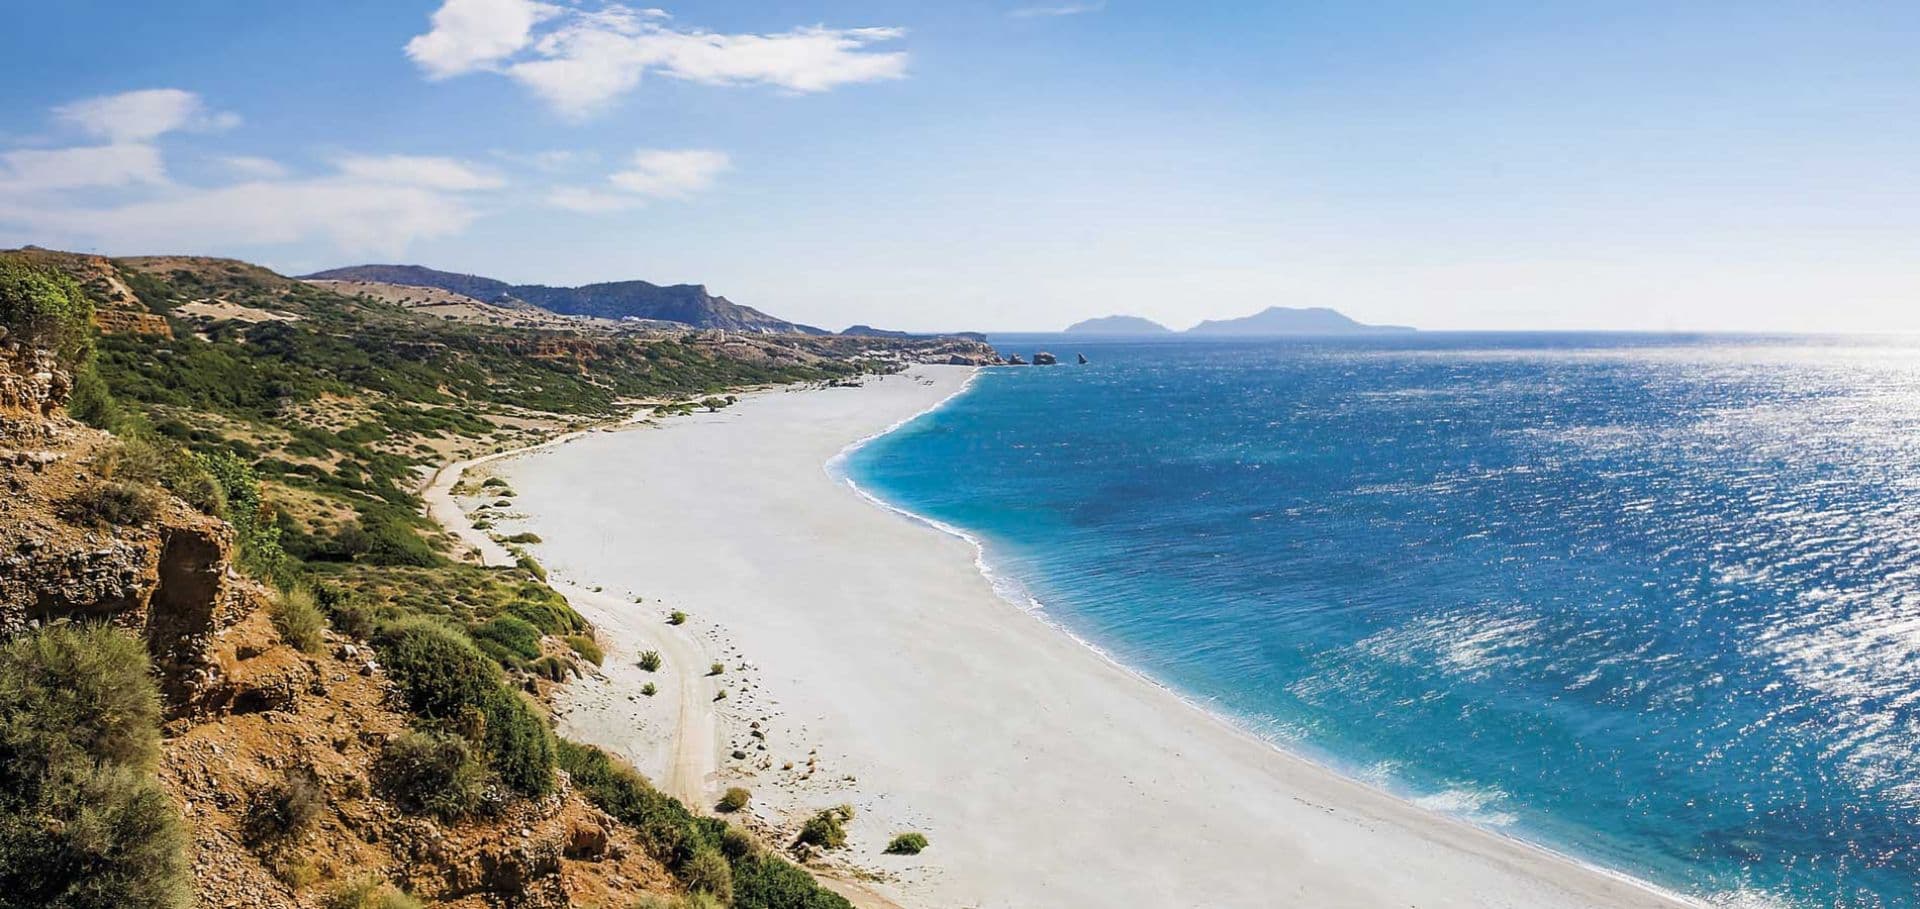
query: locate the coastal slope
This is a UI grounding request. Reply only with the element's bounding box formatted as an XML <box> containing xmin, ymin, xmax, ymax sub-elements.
<box><xmin>492</xmin><ymin>367</ymin><xmax>1695</xmax><ymax>909</ymax></box>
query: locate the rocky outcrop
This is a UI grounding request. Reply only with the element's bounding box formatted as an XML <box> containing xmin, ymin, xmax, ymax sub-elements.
<box><xmin>0</xmin><ymin>331</ymin><xmax>72</xmax><ymax>417</ymax></box>
<box><xmin>1</xmin><ymin>331</ymin><xmax>260</xmax><ymax>714</ymax></box>
<box><xmin>1033</xmin><ymin>351</ymin><xmax>1059</xmax><ymax>365</ymax></box>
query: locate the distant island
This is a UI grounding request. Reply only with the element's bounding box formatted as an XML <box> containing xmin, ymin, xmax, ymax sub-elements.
<box><xmin>1064</xmin><ymin>315</ymin><xmax>1174</xmax><ymax>334</ymax></box>
<box><xmin>1066</xmin><ymin>305</ymin><xmax>1414</xmax><ymax>335</ymax></box>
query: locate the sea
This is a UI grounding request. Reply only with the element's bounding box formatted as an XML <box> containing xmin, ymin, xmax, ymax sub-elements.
<box><xmin>843</xmin><ymin>333</ymin><xmax>1920</xmax><ymax>909</ymax></box>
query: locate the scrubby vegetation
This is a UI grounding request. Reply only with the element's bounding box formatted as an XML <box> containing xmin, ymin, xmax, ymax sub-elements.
<box><xmin>564</xmin><ymin>634</ymin><xmax>603</xmax><ymax>665</ymax></box>
<box><xmin>796</xmin><ymin>805</ymin><xmax>855</xmax><ymax>851</ymax></box>
<box><xmin>0</xmin><ymin>624</ymin><xmax>189</xmax><ymax>909</ymax></box>
<box><xmin>374</xmin><ymin>731</ymin><xmax>483</xmax><ymax>820</ymax></box>
<box><xmin>322</xmin><ymin>875</ymin><xmax>424</xmax><ymax>909</ymax></box>
<box><xmin>885</xmin><ymin>832</ymin><xmax>929</xmax><ymax>855</ymax></box>
<box><xmin>557</xmin><ymin>741</ymin><xmax>851</xmax><ymax>909</ymax></box>
<box><xmin>639</xmin><ymin>650</ymin><xmax>663</xmax><ymax>672</ymax></box>
<box><xmin>718</xmin><ymin>786</ymin><xmax>750</xmax><ymax>813</ymax></box>
<box><xmin>668</xmin><ymin>610</ymin><xmax>688</xmax><ymax>625</ymax></box>
<box><xmin>271</xmin><ymin>585</ymin><xmax>327</xmax><ymax>654</ymax></box>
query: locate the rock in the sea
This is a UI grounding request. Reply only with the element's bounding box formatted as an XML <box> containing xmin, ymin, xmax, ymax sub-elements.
<box><xmin>1033</xmin><ymin>351</ymin><xmax>1058</xmax><ymax>365</ymax></box>
<box><xmin>1007</xmin><ymin>354</ymin><xmax>1028</xmax><ymax>365</ymax></box>
<box><xmin>1077</xmin><ymin>353</ymin><xmax>1088</xmax><ymax>364</ymax></box>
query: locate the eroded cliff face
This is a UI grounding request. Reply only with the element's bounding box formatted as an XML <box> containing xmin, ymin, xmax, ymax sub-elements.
<box><xmin>0</xmin><ymin>342</ymin><xmax>258</xmax><ymax>712</ymax></box>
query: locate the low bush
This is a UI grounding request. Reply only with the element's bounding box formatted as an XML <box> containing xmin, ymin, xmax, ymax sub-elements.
<box><xmin>375</xmin><ymin>731</ymin><xmax>483</xmax><ymax>820</ymax></box>
<box><xmin>322</xmin><ymin>875</ymin><xmax>424</xmax><ymax>909</ymax></box>
<box><xmin>563</xmin><ymin>634</ymin><xmax>602</xmax><ymax>666</ymax></box>
<box><xmin>246</xmin><ymin>766</ymin><xmax>325</xmax><ymax>844</ymax></box>
<box><xmin>271</xmin><ymin>585</ymin><xmax>327</xmax><ymax>654</ymax></box>
<box><xmin>638</xmin><ymin>650</ymin><xmax>663</xmax><ymax>672</ymax></box>
<box><xmin>718</xmin><ymin>787</ymin><xmax>750</xmax><ymax>813</ymax></box>
<box><xmin>683</xmin><ymin>847</ymin><xmax>733</xmax><ymax>904</ymax></box>
<box><xmin>506</xmin><ymin>597</ymin><xmax>586</xmax><ymax>635</ymax></box>
<box><xmin>60</xmin><ymin>480</ymin><xmax>163</xmax><ymax>528</ymax></box>
<box><xmin>526</xmin><ymin>655</ymin><xmax>574</xmax><ymax>682</ymax></box>
<box><xmin>314</xmin><ymin>584</ymin><xmax>375</xmax><ymax>640</ymax></box>
<box><xmin>795</xmin><ymin>806</ymin><xmax>852</xmax><ymax>851</ymax></box>
<box><xmin>884</xmin><ymin>832</ymin><xmax>928</xmax><ymax>855</ymax></box>
<box><xmin>709</xmin><ymin>662</ymin><xmax>725</xmax><ymax>676</ymax></box>
<box><xmin>640</xmin><ymin>682</ymin><xmax>658</xmax><ymax>697</ymax></box>
<box><xmin>471</xmin><ymin>615</ymin><xmax>542</xmax><ymax>662</ymax></box>
<box><xmin>374</xmin><ymin>618</ymin><xmax>499</xmax><ymax>721</ymax></box>
<box><xmin>0</xmin><ymin>624</ymin><xmax>189</xmax><ymax>909</ymax></box>
<box><xmin>732</xmin><ymin>852</ymin><xmax>853</xmax><ymax>909</ymax></box>
<box><xmin>481</xmin><ymin>689</ymin><xmax>554</xmax><ymax>798</ymax></box>
<box><xmin>501</xmin><ymin>532</ymin><xmax>542</xmax><ymax>544</ymax></box>
<box><xmin>480</xmin><ymin>477</ymin><xmax>509</xmax><ymax>489</ymax></box>
<box><xmin>667</xmin><ymin>610</ymin><xmax>687</xmax><ymax>625</ymax></box>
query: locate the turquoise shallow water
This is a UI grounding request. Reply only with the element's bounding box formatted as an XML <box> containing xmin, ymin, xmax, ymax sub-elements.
<box><xmin>846</xmin><ymin>334</ymin><xmax>1920</xmax><ymax>908</ymax></box>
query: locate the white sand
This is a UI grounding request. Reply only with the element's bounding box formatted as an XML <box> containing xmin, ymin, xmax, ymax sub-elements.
<box><xmin>488</xmin><ymin>366</ymin><xmax>1699</xmax><ymax>909</ymax></box>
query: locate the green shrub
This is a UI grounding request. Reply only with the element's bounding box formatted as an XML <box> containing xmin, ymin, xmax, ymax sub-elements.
<box><xmin>718</xmin><ymin>787</ymin><xmax>750</xmax><ymax>813</ymax></box>
<box><xmin>501</xmin><ymin>532</ymin><xmax>542</xmax><ymax>544</ymax></box>
<box><xmin>322</xmin><ymin>875</ymin><xmax>424</xmax><ymax>909</ymax></box>
<box><xmin>526</xmin><ymin>655</ymin><xmax>574</xmax><ymax>682</ymax></box>
<box><xmin>314</xmin><ymin>585</ymin><xmax>375</xmax><ymax>640</ymax></box>
<box><xmin>59</xmin><ymin>480</ymin><xmax>162</xmax><ymax>528</ymax></box>
<box><xmin>346</xmin><ymin>513</ymin><xmax>437</xmax><ymax>567</ymax></box>
<box><xmin>563</xmin><ymin>634</ymin><xmax>602</xmax><ymax>666</ymax></box>
<box><xmin>480</xmin><ymin>477</ymin><xmax>509</xmax><ymax>489</ymax></box>
<box><xmin>795</xmin><ymin>806</ymin><xmax>852</xmax><ymax>851</ymax></box>
<box><xmin>732</xmin><ymin>852</ymin><xmax>853</xmax><ymax>909</ymax></box>
<box><xmin>271</xmin><ymin>585</ymin><xmax>326</xmax><ymax>654</ymax></box>
<box><xmin>884</xmin><ymin>832</ymin><xmax>928</xmax><ymax>855</ymax></box>
<box><xmin>0</xmin><ymin>257</ymin><xmax>93</xmax><ymax>364</ymax></box>
<box><xmin>506</xmin><ymin>598</ymin><xmax>586</xmax><ymax>635</ymax></box>
<box><xmin>375</xmin><ymin>731</ymin><xmax>482</xmax><ymax>820</ymax></box>
<box><xmin>0</xmin><ymin>625</ymin><xmax>189</xmax><ymax>909</ymax></box>
<box><xmin>481</xmin><ymin>689</ymin><xmax>553</xmax><ymax>797</ymax></box>
<box><xmin>374</xmin><ymin>618</ymin><xmax>499</xmax><ymax>721</ymax></box>
<box><xmin>195</xmin><ymin>449</ymin><xmax>285</xmax><ymax>581</ymax></box>
<box><xmin>708</xmin><ymin>662</ymin><xmax>725</xmax><ymax>676</ymax></box>
<box><xmin>471</xmin><ymin>615</ymin><xmax>542</xmax><ymax>662</ymax></box>
<box><xmin>638</xmin><ymin>650</ymin><xmax>663</xmax><ymax>672</ymax></box>
<box><xmin>667</xmin><ymin>610</ymin><xmax>687</xmax><ymax>625</ymax></box>
<box><xmin>640</xmin><ymin>682</ymin><xmax>658</xmax><ymax>697</ymax></box>
<box><xmin>67</xmin><ymin>364</ymin><xmax>122</xmax><ymax>430</ymax></box>
<box><xmin>683</xmin><ymin>846</ymin><xmax>733</xmax><ymax>903</ymax></box>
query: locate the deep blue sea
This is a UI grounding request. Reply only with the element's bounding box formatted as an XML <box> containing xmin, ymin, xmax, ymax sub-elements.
<box><xmin>846</xmin><ymin>333</ymin><xmax>1920</xmax><ymax>909</ymax></box>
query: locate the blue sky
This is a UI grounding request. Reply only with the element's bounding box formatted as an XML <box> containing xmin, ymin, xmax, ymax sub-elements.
<box><xmin>2</xmin><ymin>1</ymin><xmax>1917</xmax><ymax>332</ymax></box>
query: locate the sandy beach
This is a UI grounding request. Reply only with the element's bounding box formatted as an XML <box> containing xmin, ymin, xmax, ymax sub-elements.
<box><xmin>463</xmin><ymin>365</ymin><xmax>1698</xmax><ymax>909</ymax></box>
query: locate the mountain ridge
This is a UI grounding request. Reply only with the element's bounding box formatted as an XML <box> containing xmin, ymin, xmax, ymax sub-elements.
<box><xmin>303</xmin><ymin>263</ymin><xmax>825</xmax><ymax>335</ymax></box>
<box><xmin>1065</xmin><ymin>305</ymin><xmax>1414</xmax><ymax>335</ymax></box>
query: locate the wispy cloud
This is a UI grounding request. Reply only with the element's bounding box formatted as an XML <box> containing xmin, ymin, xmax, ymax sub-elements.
<box><xmin>53</xmin><ymin>88</ymin><xmax>240</xmax><ymax>143</ymax></box>
<box><xmin>1010</xmin><ymin>2</ymin><xmax>1106</xmax><ymax>18</ymax></box>
<box><xmin>405</xmin><ymin>1</ymin><xmax>908</xmax><ymax>117</ymax></box>
<box><xmin>335</xmin><ymin>154</ymin><xmax>505</xmax><ymax>191</ymax></box>
<box><xmin>0</xmin><ymin>90</ymin><xmax>502</xmax><ymax>257</ymax></box>
<box><xmin>547</xmin><ymin>148</ymin><xmax>730</xmax><ymax>212</ymax></box>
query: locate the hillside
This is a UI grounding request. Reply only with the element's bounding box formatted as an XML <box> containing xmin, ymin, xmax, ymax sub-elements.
<box><xmin>1063</xmin><ymin>315</ymin><xmax>1171</xmax><ymax>334</ymax></box>
<box><xmin>1186</xmin><ymin>306</ymin><xmax>1413</xmax><ymax>335</ymax></box>
<box><xmin>2</xmin><ymin>247</ymin><xmax>989</xmax><ymax>909</ymax></box>
<box><xmin>306</xmin><ymin>264</ymin><xmax>825</xmax><ymax>335</ymax></box>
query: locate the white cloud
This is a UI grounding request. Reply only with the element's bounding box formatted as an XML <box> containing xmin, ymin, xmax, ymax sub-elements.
<box><xmin>3</xmin><ymin>178</ymin><xmax>480</xmax><ymax>257</ymax></box>
<box><xmin>405</xmin><ymin>0</ymin><xmax>562</xmax><ymax>78</ymax></box>
<box><xmin>546</xmin><ymin>186</ymin><xmax>639</xmax><ymax>213</ymax></box>
<box><xmin>0</xmin><ymin>144</ymin><xmax>167</xmax><ymax>192</ymax></box>
<box><xmin>54</xmin><ymin>89</ymin><xmax>238</xmax><ymax>143</ymax></box>
<box><xmin>608</xmin><ymin>149</ymin><xmax>728</xmax><ymax>197</ymax></box>
<box><xmin>335</xmin><ymin>154</ymin><xmax>505</xmax><ymax>190</ymax></box>
<box><xmin>407</xmin><ymin>2</ymin><xmax>907</xmax><ymax>117</ymax></box>
<box><xmin>216</xmin><ymin>155</ymin><xmax>290</xmax><ymax>179</ymax></box>
<box><xmin>544</xmin><ymin>148</ymin><xmax>729</xmax><ymax>213</ymax></box>
<box><xmin>1010</xmin><ymin>2</ymin><xmax>1106</xmax><ymax>17</ymax></box>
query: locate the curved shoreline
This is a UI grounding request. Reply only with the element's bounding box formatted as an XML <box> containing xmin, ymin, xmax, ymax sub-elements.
<box><xmin>828</xmin><ymin>369</ymin><xmax>1712</xmax><ymax>909</ymax></box>
<box><xmin>483</xmin><ymin>364</ymin><xmax>1709</xmax><ymax>908</ymax></box>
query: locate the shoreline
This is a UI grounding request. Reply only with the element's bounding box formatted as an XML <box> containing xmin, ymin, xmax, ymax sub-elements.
<box><xmin>452</xmin><ymin>365</ymin><xmax>1705</xmax><ymax>908</ymax></box>
<box><xmin>827</xmin><ymin>378</ymin><xmax>1708</xmax><ymax>909</ymax></box>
